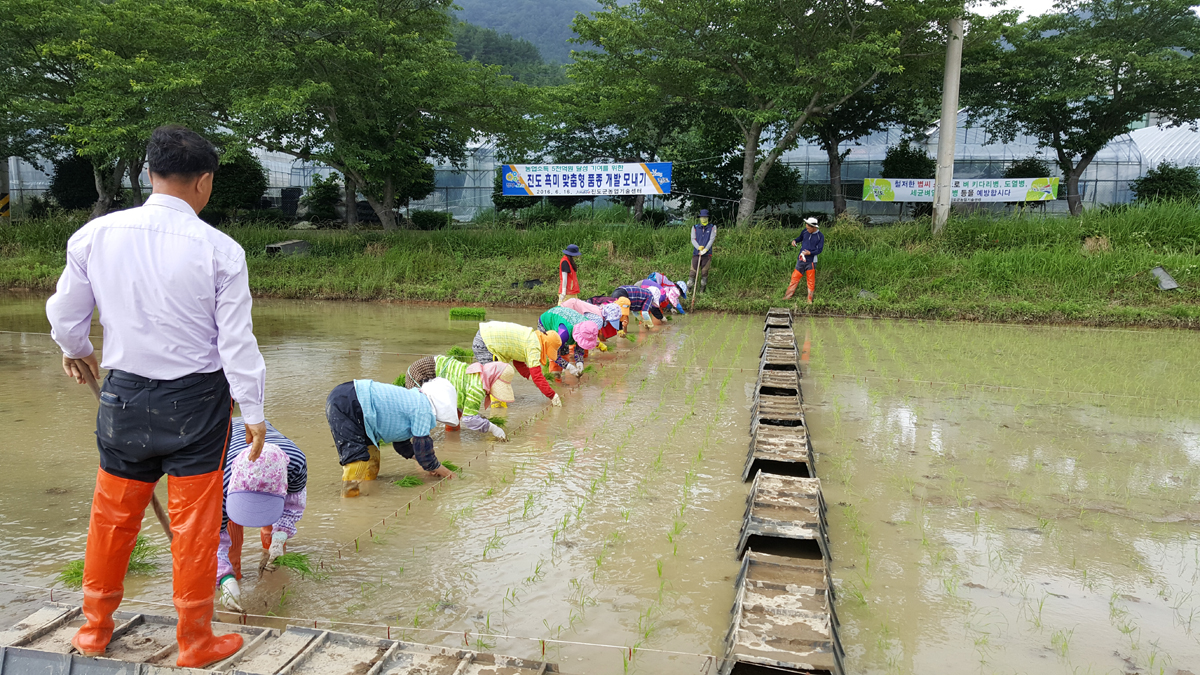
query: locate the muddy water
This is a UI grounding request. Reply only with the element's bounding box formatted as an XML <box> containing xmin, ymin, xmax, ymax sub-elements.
<box><xmin>801</xmin><ymin>317</ymin><xmax>1200</xmax><ymax>675</ymax></box>
<box><xmin>0</xmin><ymin>296</ymin><xmax>760</xmax><ymax>673</ymax></box>
<box><xmin>4</xmin><ymin>296</ymin><xmax>1199</xmax><ymax>674</ymax></box>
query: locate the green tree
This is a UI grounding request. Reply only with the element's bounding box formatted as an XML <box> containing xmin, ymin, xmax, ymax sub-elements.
<box><xmin>212</xmin><ymin>0</ymin><xmax>517</xmax><ymax>230</ymax></box>
<box><xmin>880</xmin><ymin>143</ymin><xmax>936</xmax><ymax>180</ymax></box>
<box><xmin>573</xmin><ymin>0</ymin><xmax>959</xmax><ymax>225</ymax></box>
<box><xmin>881</xmin><ymin>142</ymin><xmax>936</xmax><ymax>218</ymax></box>
<box><xmin>208</xmin><ymin>153</ymin><xmax>268</xmax><ymax>221</ymax></box>
<box><xmin>966</xmin><ymin>0</ymin><xmax>1200</xmax><ymax>215</ymax></box>
<box><xmin>1003</xmin><ymin>157</ymin><xmax>1052</xmax><ymax>180</ymax></box>
<box><xmin>1131</xmin><ymin>163</ymin><xmax>1200</xmax><ymax>203</ymax></box>
<box><xmin>0</xmin><ymin>0</ymin><xmax>223</xmax><ymax>219</ymax></box>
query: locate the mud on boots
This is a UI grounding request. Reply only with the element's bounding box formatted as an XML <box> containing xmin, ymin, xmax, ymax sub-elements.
<box><xmin>786</xmin><ymin>217</ymin><xmax>824</xmax><ymax>304</ymax></box>
<box><xmin>46</xmin><ymin>126</ymin><xmax>266</xmax><ymax>666</ymax></box>
<box><xmin>327</xmin><ymin>377</ymin><xmax>460</xmax><ymax>497</ymax></box>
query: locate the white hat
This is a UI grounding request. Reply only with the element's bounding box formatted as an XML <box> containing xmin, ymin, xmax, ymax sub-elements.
<box><xmin>804</xmin><ymin>217</ymin><xmax>819</xmax><ymax>227</ymax></box>
<box><xmin>419</xmin><ymin>377</ymin><xmax>460</xmax><ymax>426</ymax></box>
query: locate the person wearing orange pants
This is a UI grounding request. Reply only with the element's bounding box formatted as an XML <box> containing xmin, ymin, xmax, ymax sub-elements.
<box><xmin>46</xmin><ymin>126</ymin><xmax>267</xmax><ymax>669</ymax></box>
<box><xmin>785</xmin><ymin>217</ymin><xmax>824</xmax><ymax>304</ymax></box>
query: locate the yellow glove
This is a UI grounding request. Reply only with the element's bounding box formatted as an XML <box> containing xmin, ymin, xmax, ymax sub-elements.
<box><xmin>491</xmin><ymin>400</ymin><xmax>507</xmax><ymax>409</ymax></box>
<box><xmin>617</xmin><ymin>330</ymin><xmax>626</xmax><ymax>338</ymax></box>
<box><xmin>597</xmin><ymin>342</ymin><xmax>608</xmax><ymax>352</ymax></box>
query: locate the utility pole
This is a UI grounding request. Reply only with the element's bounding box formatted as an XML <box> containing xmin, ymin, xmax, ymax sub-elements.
<box><xmin>932</xmin><ymin>15</ymin><xmax>964</xmax><ymax>235</ymax></box>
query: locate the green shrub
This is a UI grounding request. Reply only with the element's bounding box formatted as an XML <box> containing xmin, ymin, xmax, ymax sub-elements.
<box><xmin>301</xmin><ymin>172</ymin><xmax>342</xmax><ymax>223</ymax></box>
<box><xmin>210</xmin><ymin>153</ymin><xmax>269</xmax><ymax>219</ymax></box>
<box><xmin>49</xmin><ymin>155</ymin><xmax>100</xmax><ymax>211</ymax></box>
<box><xmin>411</xmin><ymin>210</ymin><xmax>452</xmax><ymax>230</ymax></box>
<box><xmin>1131</xmin><ymin>163</ymin><xmax>1200</xmax><ymax>203</ymax></box>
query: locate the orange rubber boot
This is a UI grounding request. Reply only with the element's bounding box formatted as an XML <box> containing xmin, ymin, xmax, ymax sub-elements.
<box><xmin>806</xmin><ymin>269</ymin><xmax>816</xmax><ymax>304</ymax></box>
<box><xmin>72</xmin><ymin>469</ymin><xmax>157</xmax><ymax>657</ymax></box>
<box><xmin>169</xmin><ymin>471</ymin><xmax>244</xmax><ymax>668</ymax></box>
<box><xmin>783</xmin><ymin>270</ymin><xmax>803</xmax><ymax>300</ymax></box>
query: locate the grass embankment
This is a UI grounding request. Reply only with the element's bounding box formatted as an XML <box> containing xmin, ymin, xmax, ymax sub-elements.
<box><xmin>3</xmin><ymin>203</ymin><xmax>1200</xmax><ymax>327</ymax></box>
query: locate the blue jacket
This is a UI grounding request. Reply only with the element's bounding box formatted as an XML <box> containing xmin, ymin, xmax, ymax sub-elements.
<box><xmin>792</xmin><ymin>230</ymin><xmax>824</xmax><ymax>269</ymax></box>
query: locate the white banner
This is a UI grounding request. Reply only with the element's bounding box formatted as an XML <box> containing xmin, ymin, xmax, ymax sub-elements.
<box><xmin>863</xmin><ymin>178</ymin><xmax>1059</xmax><ymax>202</ymax></box>
<box><xmin>502</xmin><ymin>163</ymin><xmax>672</xmax><ymax>196</ymax></box>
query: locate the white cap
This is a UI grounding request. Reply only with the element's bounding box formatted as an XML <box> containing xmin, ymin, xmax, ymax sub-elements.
<box><xmin>804</xmin><ymin>217</ymin><xmax>819</xmax><ymax>227</ymax></box>
<box><xmin>419</xmin><ymin>377</ymin><xmax>460</xmax><ymax>426</ymax></box>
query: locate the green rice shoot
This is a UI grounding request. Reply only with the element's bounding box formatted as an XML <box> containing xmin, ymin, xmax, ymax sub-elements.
<box><xmin>582</xmin><ymin>365</ymin><xmax>595</xmax><ymax>375</ymax></box>
<box><xmin>624</xmin><ymin>333</ymin><xmax>638</xmax><ymax>343</ymax></box>
<box><xmin>441</xmin><ymin>460</ymin><xmax>462</xmax><ymax>473</ymax></box>
<box><xmin>58</xmin><ymin>535</ymin><xmax>161</xmax><ymax>589</ymax></box>
<box><xmin>393</xmin><ymin>373</ymin><xmax>406</xmax><ymax>387</ymax></box>
<box><xmin>393</xmin><ymin>475</ymin><xmax>424</xmax><ymax>488</ymax></box>
<box><xmin>449</xmin><ymin>307</ymin><xmax>486</xmax><ymax>321</ymax></box>
<box><xmin>273</xmin><ymin>553</ymin><xmax>326</xmax><ymax>580</ymax></box>
<box><xmin>446</xmin><ymin>345</ymin><xmax>474</xmax><ymax>364</ymax></box>
<box><xmin>488</xmin><ymin>416</ymin><xmax>507</xmax><ymax>428</ymax></box>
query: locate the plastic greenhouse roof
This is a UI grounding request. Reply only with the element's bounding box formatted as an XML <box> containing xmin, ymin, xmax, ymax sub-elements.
<box><xmin>1130</xmin><ymin>123</ymin><xmax>1200</xmax><ymax>168</ymax></box>
<box><xmin>778</xmin><ymin>109</ymin><xmax>1147</xmax><ymax>166</ymax></box>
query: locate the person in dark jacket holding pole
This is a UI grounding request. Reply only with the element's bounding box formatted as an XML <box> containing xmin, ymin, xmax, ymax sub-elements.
<box><xmin>785</xmin><ymin>217</ymin><xmax>824</xmax><ymax>304</ymax></box>
<box><xmin>689</xmin><ymin>210</ymin><xmax>715</xmax><ymax>293</ymax></box>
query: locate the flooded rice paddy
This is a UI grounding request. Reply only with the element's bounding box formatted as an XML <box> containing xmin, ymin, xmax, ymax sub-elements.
<box><xmin>0</xmin><ymin>295</ymin><xmax>1197</xmax><ymax>674</ymax></box>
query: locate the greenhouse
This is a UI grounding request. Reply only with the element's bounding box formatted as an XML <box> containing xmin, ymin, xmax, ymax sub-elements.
<box><xmin>4</xmin><ymin>110</ymin><xmax>1154</xmax><ymax>221</ymax></box>
<box><xmin>775</xmin><ymin>109</ymin><xmax>1150</xmax><ymax>218</ymax></box>
<box><xmin>1129</xmin><ymin>123</ymin><xmax>1200</xmax><ymax>170</ymax></box>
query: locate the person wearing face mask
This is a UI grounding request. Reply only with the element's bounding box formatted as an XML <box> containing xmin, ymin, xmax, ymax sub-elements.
<box><xmin>689</xmin><ymin>209</ymin><xmax>715</xmax><ymax>293</ymax></box>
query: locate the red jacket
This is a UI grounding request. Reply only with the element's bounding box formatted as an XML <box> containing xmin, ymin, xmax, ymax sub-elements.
<box><xmin>559</xmin><ymin>255</ymin><xmax>580</xmax><ymax>295</ymax></box>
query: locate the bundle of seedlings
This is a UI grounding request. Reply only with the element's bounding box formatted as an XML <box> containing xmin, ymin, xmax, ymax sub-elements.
<box><xmin>449</xmin><ymin>308</ymin><xmax>486</xmax><ymax>321</ymax></box>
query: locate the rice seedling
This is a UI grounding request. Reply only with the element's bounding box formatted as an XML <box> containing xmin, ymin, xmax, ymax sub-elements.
<box><xmin>445</xmin><ymin>345</ymin><xmax>474</xmax><ymax>364</ymax></box>
<box><xmin>393</xmin><ymin>374</ymin><xmax>406</xmax><ymax>387</ymax></box>
<box><xmin>441</xmin><ymin>460</ymin><xmax>462</xmax><ymax>473</ymax></box>
<box><xmin>482</xmin><ymin>529</ymin><xmax>504</xmax><ymax>558</ymax></box>
<box><xmin>58</xmin><ymin>535</ymin><xmax>161</xmax><ymax>589</ymax></box>
<box><xmin>393</xmin><ymin>475</ymin><xmax>423</xmax><ymax>488</ymax></box>
<box><xmin>449</xmin><ymin>307</ymin><xmax>486</xmax><ymax>320</ymax></box>
<box><xmin>273</xmin><ymin>553</ymin><xmax>327</xmax><ymax>580</ymax></box>
<box><xmin>488</xmin><ymin>416</ymin><xmax>507</xmax><ymax>428</ymax></box>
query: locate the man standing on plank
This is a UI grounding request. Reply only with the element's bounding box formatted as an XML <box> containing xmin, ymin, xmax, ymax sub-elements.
<box><xmin>689</xmin><ymin>209</ymin><xmax>715</xmax><ymax>293</ymax></box>
<box><xmin>785</xmin><ymin>217</ymin><xmax>824</xmax><ymax>304</ymax></box>
<box><xmin>46</xmin><ymin>125</ymin><xmax>266</xmax><ymax>668</ymax></box>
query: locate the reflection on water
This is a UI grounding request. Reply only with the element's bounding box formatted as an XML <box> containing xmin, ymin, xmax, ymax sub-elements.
<box><xmin>801</xmin><ymin>317</ymin><xmax>1200</xmax><ymax>675</ymax></box>
<box><xmin>2</xmin><ymin>297</ymin><xmax>1198</xmax><ymax>674</ymax></box>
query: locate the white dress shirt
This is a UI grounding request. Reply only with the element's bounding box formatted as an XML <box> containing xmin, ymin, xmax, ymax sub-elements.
<box><xmin>46</xmin><ymin>194</ymin><xmax>266</xmax><ymax>423</ymax></box>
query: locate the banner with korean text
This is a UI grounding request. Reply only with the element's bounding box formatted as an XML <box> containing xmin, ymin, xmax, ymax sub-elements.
<box><xmin>863</xmin><ymin>177</ymin><xmax>1059</xmax><ymax>202</ymax></box>
<box><xmin>502</xmin><ymin>163</ymin><xmax>672</xmax><ymax>196</ymax></box>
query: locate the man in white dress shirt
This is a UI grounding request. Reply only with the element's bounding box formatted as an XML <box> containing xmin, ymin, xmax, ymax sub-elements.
<box><xmin>46</xmin><ymin>126</ymin><xmax>267</xmax><ymax>668</ymax></box>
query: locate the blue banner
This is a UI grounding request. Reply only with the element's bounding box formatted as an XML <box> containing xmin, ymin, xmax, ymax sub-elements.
<box><xmin>502</xmin><ymin>163</ymin><xmax>672</xmax><ymax>196</ymax></box>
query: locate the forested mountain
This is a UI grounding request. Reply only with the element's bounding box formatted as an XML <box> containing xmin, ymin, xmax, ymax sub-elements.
<box><xmin>454</xmin><ymin>0</ymin><xmax>599</xmax><ymax>63</ymax></box>
<box><xmin>450</xmin><ymin>22</ymin><xmax>567</xmax><ymax>86</ymax></box>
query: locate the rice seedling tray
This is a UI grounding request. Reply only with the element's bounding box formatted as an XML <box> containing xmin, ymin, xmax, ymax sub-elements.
<box><xmin>0</xmin><ymin>603</ymin><xmax>563</xmax><ymax>674</ymax></box>
<box><xmin>720</xmin><ymin>551</ymin><xmax>844</xmax><ymax>675</ymax></box>
<box><xmin>743</xmin><ymin>424</ymin><xmax>815</xmax><ymax>482</ymax></box>
<box><xmin>736</xmin><ymin>474</ymin><xmax>829</xmax><ymax>562</ymax></box>
<box><xmin>756</xmin><ymin>368</ymin><xmax>802</xmax><ymax>397</ymax></box>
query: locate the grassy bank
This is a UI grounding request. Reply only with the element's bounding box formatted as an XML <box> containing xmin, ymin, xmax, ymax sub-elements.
<box><xmin>3</xmin><ymin>203</ymin><xmax>1200</xmax><ymax>327</ymax></box>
